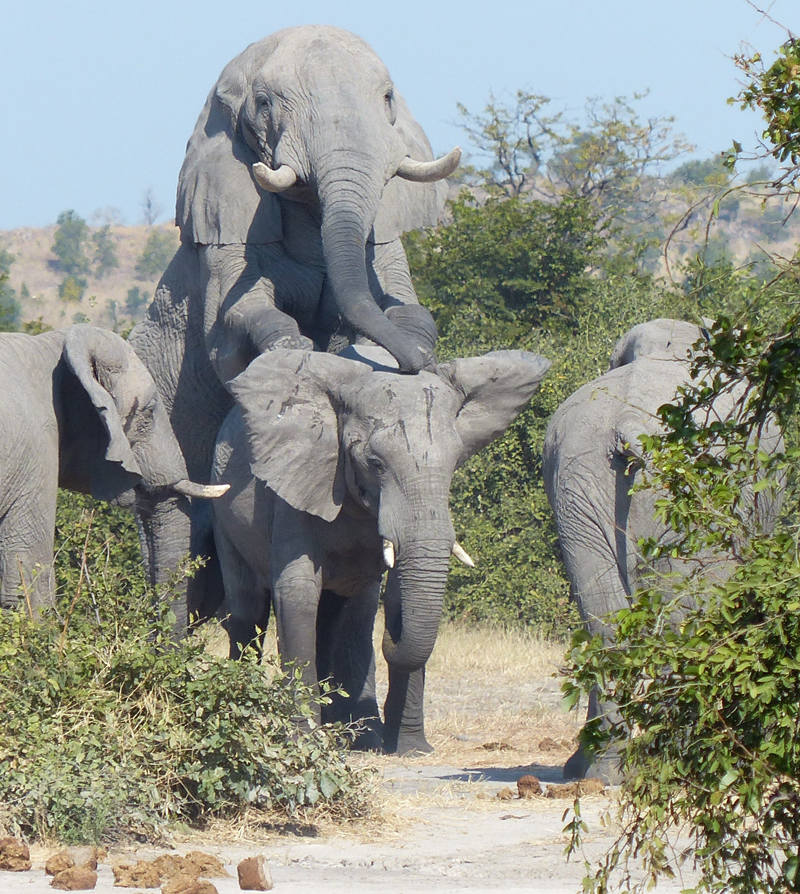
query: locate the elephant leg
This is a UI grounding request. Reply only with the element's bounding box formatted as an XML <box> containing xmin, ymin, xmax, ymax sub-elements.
<box><xmin>205</xmin><ymin>244</ymin><xmax>319</xmax><ymax>383</ymax></box>
<box><xmin>316</xmin><ymin>586</ymin><xmax>382</xmax><ymax>750</ymax></box>
<box><xmin>383</xmin><ymin>666</ymin><xmax>432</xmax><ymax>755</ymax></box>
<box><xmin>0</xmin><ymin>493</ymin><xmax>57</xmax><ymax>615</ymax></box>
<box><xmin>215</xmin><ymin>525</ymin><xmax>269</xmax><ymax>659</ymax></box>
<box><xmin>271</xmin><ymin>509</ymin><xmax>323</xmax><ymax>712</ymax></box>
<box><xmin>560</xmin><ymin>533</ymin><xmax>631</xmax><ymax>784</ymax></box>
<box><xmin>367</xmin><ymin>238</ymin><xmax>418</xmax><ymax>307</ymax></box>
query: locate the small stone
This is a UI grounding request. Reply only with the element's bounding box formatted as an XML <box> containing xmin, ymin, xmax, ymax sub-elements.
<box><xmin>237</xmin><ymin>855</ymin><xmax>273</xmax><ymax>891</ymax></box>
<box><xmin>112</xmin><ymin>859</ymin><xmax>162</xmax><ymax>887</ymax></box>
<box><xmin>537</xmin><ymin>736</ymin><xmax>560</xmax><ymax>751</ymax></box>
<box><xmin>495</xmin><ymin>786</ymin><xmax>515</xmax><ymax>800</ymax></box>
<box><xmin>517</xmin><ymin>774</ymin><xmax>543</xmax><ymax>798</ymax></box>
<box><xmin>50</xmin><ymin>866</ymin><xmax>98</xmax><ymax>890</ymax></box>
<box><xmin>46</xmin><ymin>851</ymin><xmax>75</xmax><ymax>876</ymax></box>
<box><xmin>161</xmin><ymin>874</ymin><xmax>218</xmax><ymax>894</ymax></box>
<box><xmin>0</xmin><ymin>836</ymin><xmax>31</xmax><ymax>871</ymax></box>
<box><xmin>481</xmin><ymin>741</ymin><xmax>511</xmax><ymax>751</ymax></box>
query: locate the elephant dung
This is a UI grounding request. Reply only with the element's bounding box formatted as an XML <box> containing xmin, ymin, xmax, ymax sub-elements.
<box><xmin>151</xmin><ymin>852</ymin><xmax>227</xmax><ymax>880</ymax></box>
<box><xmin>237</xmin><ymin>855</ymin><xmax>273</xmax><ymax>890</ymax></box>
<box><xmin>161</xmin><ymin>874</ymin><xmax>218</xmax><ymax>894</ymax></box>
<box><xmin>517</xmin><ymin>775</ymin><xmax>543</xmax><ymax>798</ymax></box>
<box><xmin>46</xmin><ymin>851</ymin><xmax>75</xmax><ymax>876</ymax></box>
<box><xmin>49</xmin><ymin>866</ymin><xmax>98</xmax><ymax>890</ymax></box>
<box><xmin>545</xmin><ymin>779</ymin><xmax>606</xmax><ymax>799</ymax></box>
<box><xmin>46</xmin><ymin>847</ymin><xmax>103</xmax><ymax>876</ymax></box>
<box><xmin>0</xmin><ymin>836</ymin><xmax>31</xmax><ymax>871</ymax></box>
<box><xmin>112</xmin><ymin>859</ymin><xmax>162</xmax><ymax>887</ymax></box>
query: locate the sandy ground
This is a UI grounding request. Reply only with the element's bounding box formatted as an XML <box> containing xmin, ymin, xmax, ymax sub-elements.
<box><xmin>0</xmin><ymin>624</ymin><xmax>698</xmax><ymax>892</ymax></box>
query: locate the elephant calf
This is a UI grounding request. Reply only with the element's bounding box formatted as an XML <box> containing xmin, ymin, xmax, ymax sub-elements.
<box><xmin>210</xmin><ymin>345</ymin><xmax>551</xmax><ymax>754</ymax></box>
<box><xmin>0</xmin><ymin>325</ymin><xmax>225</xmax><ymax>615</ymax></box>
<box><xmin>543</xmin><ymin>319</ymin><xmax>783</xmax><ymax>783</ymax></box>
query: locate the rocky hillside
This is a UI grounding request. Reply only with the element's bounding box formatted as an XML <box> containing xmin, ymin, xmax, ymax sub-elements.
<box><xmin>0</xmin><ymin>224</ymin><xmax>179</xmax><ymax>331</ymax></box>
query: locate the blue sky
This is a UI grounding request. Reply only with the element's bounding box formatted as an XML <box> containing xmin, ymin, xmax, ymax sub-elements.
<box><xmin>1</xmin><ymin>0</ymin><xmax>794</xmax><ymax>229</ymax></box>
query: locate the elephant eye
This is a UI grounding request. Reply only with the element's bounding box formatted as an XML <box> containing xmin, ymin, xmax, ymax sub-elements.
<box><xmin>384</xmin><ymin>89</ymin><xmax>397</xmax><ymax>125</ymax></box>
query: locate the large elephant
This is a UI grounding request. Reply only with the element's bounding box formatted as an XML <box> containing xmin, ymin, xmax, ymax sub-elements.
<box><xmin>0</xmin><ymin>325</ymin><xmax>225</xmax><ymax>616</ymax></box>
<box><xmin>542</xmin><ymin>319</ymin><xmax>784</xmax><ymax>782</ymax></box>
<box><xmin>210</xmin><ymin>346</ymin><xmax>551</xmax><ymax>754</ymax></box>
<box><xmin>130</xmin><ymin>24</ymin><xmax>459</xmax><ymax>623</ymax></box>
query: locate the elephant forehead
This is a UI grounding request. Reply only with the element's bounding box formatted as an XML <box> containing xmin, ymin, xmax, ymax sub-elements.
<box><xmin>350</xmin><ymin>374</ymin><xmax>459</xmax><ymax>417</ymax></box>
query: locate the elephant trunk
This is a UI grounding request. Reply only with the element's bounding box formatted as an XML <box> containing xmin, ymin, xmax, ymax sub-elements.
<box><xmin>381</xmin><ymin>538</ymin><xmax>451</xmax><ymax>673</ymax></box>
<box><xmin>318</xmin><ymin>166</ymin><xmax>427</xmax><ymax>373</ymax></box>
<box><xmin>135</xmin><ymin>493</ymin><xmax>193</xmax><ymax>632</ymax></box>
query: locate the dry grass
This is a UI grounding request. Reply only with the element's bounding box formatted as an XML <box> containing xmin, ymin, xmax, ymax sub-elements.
<box><xmin>201</xmin><ymin>612</ymin><xmax>581</xmax><ymax>767</ymax></box>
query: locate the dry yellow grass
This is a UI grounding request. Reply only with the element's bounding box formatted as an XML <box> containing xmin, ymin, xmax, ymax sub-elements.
<box><xmin>200</xmin><ymin>612</ymin><xmax>580</xmax><ymax>767</ymax></box>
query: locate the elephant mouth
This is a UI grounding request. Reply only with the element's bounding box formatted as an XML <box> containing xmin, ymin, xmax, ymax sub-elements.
<box><xmin>381</xmin><ymin>537</ymin><xmax>475</xmax><ymax>570</ymax></box>
<box><xmin>251</xmin><ymin>146</ymin><xmax>461</xmax><ymax>194</ymax></box>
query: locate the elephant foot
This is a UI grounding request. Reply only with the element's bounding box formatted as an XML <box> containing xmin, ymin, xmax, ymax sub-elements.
<box><xmin>563</xmin><ymin>744</ymin><xmax>622</xmax><ymax>785</ymax></box>
<box><xmin>384</xmin><ymin>730</ymin><xmax>433</xmax><ymax>756</ymax></box>
<box><xmin>563</xmin><ymin>745</ymin><xmax>590</xmax><ymax>781</ymax></box>
<box><xmin>350</xmin><ymin>719</ymin><xmax>384</xmax><ymax>752</ymax></box>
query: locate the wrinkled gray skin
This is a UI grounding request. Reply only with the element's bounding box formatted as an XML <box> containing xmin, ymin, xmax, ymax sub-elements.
<box><xmin>0</xmin><ymin>325</ymin><xmax>220</xmax><ymax>617</ymax></box>
<box><xmin>210</xmin><ymin>346</ymin><xmax>551</xmax><ymax>754</ymax></box>
<box><xmin>542</xmin><ymin>319</ymin><xmax>784</xmax><ymax>783</ymax></box>
<box><xmin>130</xmin><ymin>25</ymin><xmax>457</xmax><ymax>624</ymax></box>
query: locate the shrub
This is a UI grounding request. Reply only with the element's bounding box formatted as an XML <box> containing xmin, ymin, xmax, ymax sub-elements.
<box><xmin>135</xmin><ymin>229</ymin><xmax>177</xmax><ymax>280</ymax></box>
<box><xmin>0</xmin><ymin>493</ymin><xmax>372</xmax><ymax>843</ymax></box>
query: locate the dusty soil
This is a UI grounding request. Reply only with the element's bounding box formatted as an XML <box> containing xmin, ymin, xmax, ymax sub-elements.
<box><xmin>0</xmin><ymin>624</ymin><xmax>696</xmax><ymax>892</ymax></box>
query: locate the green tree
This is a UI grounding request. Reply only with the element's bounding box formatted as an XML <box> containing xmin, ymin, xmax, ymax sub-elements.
<box><xmin>125</xmin><ymin>286</ymin><xmax>148</xmax><ymax>316</ymax></box>
<box><xmin>59</xmin><ymin>275</ymin><xmax>86</xmax><ymax>303</ymax></box>
<box><xmin>0</xmin><ymin>248</ymin><xmax>21</xmax><ymax>331</ymax></box>
<box><xmin>51</xmin><ymin>210</ymin><xmax>90</xmax><ymax>276</ymax></box>
<box><xmin>135</xmin><ymin>229</ymin><xmax>177</xmax><ymax>280</ymax></box>
<box><xmin>91</xmin><ymin>225</ymin><xmax>119</xmax><ymax>278</ymax></box>
<box><xmin>406</xmin><ymin>193</ymin><xmax>602</xmax><ymax>352</ymax></box>
<box><xmin>458</xmin><ymin>91</ymin><xmax>691</xmax><ymax>233</ymax></box>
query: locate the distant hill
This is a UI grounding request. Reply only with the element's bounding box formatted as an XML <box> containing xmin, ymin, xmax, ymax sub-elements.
<box><xmin>0</xmin><ymin>224</ymin><xmax>179</xmax><ymax>331</ymax></box>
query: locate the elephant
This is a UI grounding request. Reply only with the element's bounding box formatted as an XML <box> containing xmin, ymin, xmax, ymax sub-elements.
<box><xmin>129</xmin><ymin>24</ymin><xmax>459</xmax><ymax>625</ymax></box>
<box><xmin>0</xmin><ymin>325</ymin><xmax>226</xmax><ymax>616</ymax></box>
<box><xmin>542</xmin><ymin>319</ymin><xmax>784</xmax><ymax>782</ymax></box>
<box><xmin>209</xmin><ymin>345</ymin><xmax>551</xmax><ymax>754</ymax></box>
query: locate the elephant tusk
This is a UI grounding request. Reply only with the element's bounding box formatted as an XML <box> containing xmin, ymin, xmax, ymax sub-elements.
<box><xmin>173</xmin><ymin>479</ymin><xmax>231</xmax><ymax>499</ymax></box>
<box><xmin>452</xmin><ymin>541</ymin><xmax>475</xmax><ymax>568</ymax></box>
<box><xmin>383</xmin><ymin>539</ymin><xmax>396</xmax><ymax>569</ymax></box>
<box><xmin>395</xmin><ymin>147</ymin><xmax>461</xmax><ymax>183</ymax></box>
<box><xmin>252</xmin><ymin>161</ymin><xmax>298</xmax><ymax>192</ymax></box>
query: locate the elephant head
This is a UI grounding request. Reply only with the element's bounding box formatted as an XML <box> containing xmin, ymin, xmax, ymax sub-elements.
<box><xmin>177</xmin><ymin>25</ymin><xmax>459</xmax><ymax>372</ymax></box>
<box><xmin>228</xmin><ymin>347</ymin><xmax>551</xmax><ymax>677</ymax></box>
<box><xmin>58</xmin><ymin>326</ymin><xmax>225</xmax><ymax>503</ymax></box>
<box><xmin>607</xmin><ymin>318</ymin><xmax>709</xmax><ymax>369</ymax></box>
<box><xmin>58</xmin><ymin>327</ymin><xmax>227</xmax><ymax>611</ymax></box>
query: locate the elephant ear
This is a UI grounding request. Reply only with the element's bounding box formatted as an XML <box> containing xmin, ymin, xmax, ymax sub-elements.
<box><xmin>228</xmin><ymin>349</ymin><xmax>366</xmax><ymax>521</ymax></box>
<box><xmin>371</xmin><ymin>93</ymin><xmax>449</xmax><ymax>244</ymax></box>
<box><xmin>176</xmin><ymin>40</ymin><xmax>283</xmax><ymax>246</ymax></box>
<box><xmin>62</xmin><ymin>326</ymin><xmax>143</xmax><ymax>499</ymax></box>
<box><xmin>438</xmin><ymin>351</ymin><xmax>552</xmax><ymax>465</ymax></box>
